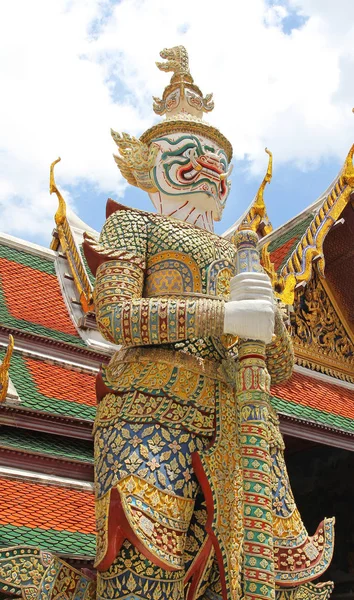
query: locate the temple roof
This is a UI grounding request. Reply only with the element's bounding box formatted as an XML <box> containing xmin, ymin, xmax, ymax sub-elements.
<box><xmin>267</xmin><ymin>213</ymin><xmax>314</xmax><ymax>272</ymax></box>
<box><xmin>0</xmin><ymin>239</ymin><xmax>84</xmax><ymax>346</ymax></box>
<box><xmin>260</xmin><ymin>144</ymin><xmax>354</xmax><ymax>305</ymax></box>
<box><xmin>0</xmin><ymin>426</ymin><xmax>93</xmax><ymax>464</ymax></box>
<box><xmin>271</xmin><ymin>370</ymin><xmax>354</xmax><ymax>436</ymax></box>
<box><xmin>0</xmin><ymin>348</ymin><xmax>97</xmax><ymax>421</ymax></box>
<box><xmin>0</xmin><ymin>473</ymin><xmax>95</xmax><ymax>559</ymax></box>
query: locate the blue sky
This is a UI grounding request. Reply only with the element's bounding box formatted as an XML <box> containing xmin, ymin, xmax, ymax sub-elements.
<box><xmin>1</xmin><ymin>0</ymin><xmax>353</xmax><ymax>243</ymax></box>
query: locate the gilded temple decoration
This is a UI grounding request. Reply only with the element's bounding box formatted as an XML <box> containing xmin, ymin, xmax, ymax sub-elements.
<box><xmin>275</xmin><ymin>581</ymin><xmax>334</xmax><ymax>600</ymax></box>
<box><xmin>0</xmin><ymin>334</ymin><xmax>14</xmax><ymax>402</ymax></box>
<box><xmin>87</xmin><ymin>47</ymin><xmax>334</xmax><ymax>600</ymax></box>
<box><xmin>270</xmin><ymin>144</ymin><xmax>354</xmax><ymax>304</ymax></box>
<box><xmin>291</xmin><ymin>273</ymin><xmax>354</xmax><ymax>383</ymax></box>
<box><xmin>50</xmin><ymin>158</ymin><xmax>94</xmax><ymax>312</ymax></box>
<box><xmin>223</xmin><ymin>148</ymin><xmax>273</xmax><ymax>242</ymax></box>
<box><xmin>0</xmin><ymin>45</ymin><xmax>338</xmax><ymax>600</ymax></box>
<box><xmin>242</xmin><ymin>148</ymin><xmax>273</xmax><ymax>235</ymax></box>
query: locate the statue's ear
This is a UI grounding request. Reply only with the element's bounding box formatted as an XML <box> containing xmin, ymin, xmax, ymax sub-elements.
<box><xmin>113</xmin><ymin>153</ymin><xmax>138</xmax><ymax>188</ymax></box>
<box><xmin>111</xmin><ymin>129</ymin><xmax>157</xmax><ymax>193</ymax></box>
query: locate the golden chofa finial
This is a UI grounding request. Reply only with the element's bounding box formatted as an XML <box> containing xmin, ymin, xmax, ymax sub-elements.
<box><xmin>342</xmin><ymin>143</ymin><xmax>354</xmax><ymax>187</ymax></box>
<box><xmin>153</xmin><ymin>45</ymin><xmax>214</xmax><ymax>117</ymax></box>
<box><xmin>50</xmin><ymin>157</ymin><xmax>66</xmax><ymax>227</ymax></box>
<box><xmin>254</xmin><ymin>148</ymin><xmax>273</xmax><ymax>216</ymax></box>
<box><xmin>0</xmin><ymin>335</ymin><xmax>14</xmax><ymax>403</ymax></box>
<box><xmin>234</xmin><ymin>148</ymin><xmax>273</xmax><ymax>236</ymax></box>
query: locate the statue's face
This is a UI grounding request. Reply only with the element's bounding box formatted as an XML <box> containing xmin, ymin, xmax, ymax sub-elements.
<box><xmin>148</xmin><ymin>132</ymin><xmax>232</xmax><ymax>220</ymax></box>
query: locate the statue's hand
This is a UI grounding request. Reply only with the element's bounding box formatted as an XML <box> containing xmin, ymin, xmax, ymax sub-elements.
<box><xmin>224</xmin><ymin>273</ymin><xmax>275</xmax><ymax>343</ymax></box>
<box><xmin>229</xmin><ymin>272</ymin><xmax>274</xmax><ymax>302</ymax></box>
<box><xmin>223</xmin><ymin>299</ymin><xmax>275</xmax><ymax>344</ymax></box>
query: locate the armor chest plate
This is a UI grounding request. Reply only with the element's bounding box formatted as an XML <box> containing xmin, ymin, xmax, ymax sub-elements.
<box><xmin>144</xmin><ymin>215</ymin><xmax>236</xmax><ymax>299</ymax></box>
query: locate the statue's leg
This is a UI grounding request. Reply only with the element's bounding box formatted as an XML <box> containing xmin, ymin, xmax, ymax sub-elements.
<box><xmin>200</xmin><ymin>559</ymin><xmax>223</xmax><ymax>600</ymax></box>
<box><xmin>97</xmin><ymin>539</ymin><xmax>184</xmax><ymax>600</ymax></box>
<box><xmin>94</xmin><ymin>419</ymin><xmax>211</xmax><ymax>600</ymax></box>
<box><xmin>184</xmin><ymin>489</ymin><xmax>215</xmax><ymax>600</ymax></box>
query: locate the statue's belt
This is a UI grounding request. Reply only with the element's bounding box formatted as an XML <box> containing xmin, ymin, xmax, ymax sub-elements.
<box><xmin>143</xmin><ymin>291</ymin><xmax>224</xmax><ymax>300</ymax></box>
<box><xmin>105</xmin><ymin>346</ymin><xmax>230</xmax><ymax>383</ymax></box>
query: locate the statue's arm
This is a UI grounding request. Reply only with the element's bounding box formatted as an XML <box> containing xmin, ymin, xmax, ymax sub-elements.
<box><xmin>84</xmin><ymin>210</ymin><xmax>225</xmax><ymax>346</ymax></box>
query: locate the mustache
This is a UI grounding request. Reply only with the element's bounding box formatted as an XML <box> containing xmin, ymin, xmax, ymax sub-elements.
<box><xmin>189</xmin><ymin>148</ymin><xmax>233</xmax><ymax>181</ymax></box>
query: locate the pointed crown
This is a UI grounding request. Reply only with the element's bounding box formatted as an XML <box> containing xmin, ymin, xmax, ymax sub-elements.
<box><xmin>139</xmin><ymin>46</ymin><xmax>232</xmax><ymax>162</ymax></box>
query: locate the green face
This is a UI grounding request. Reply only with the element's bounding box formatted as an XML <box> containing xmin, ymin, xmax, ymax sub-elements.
<box><xmin>150</xmin><ymin>133</ymin><xmax>231</xmax><ymax>220</ymax></box>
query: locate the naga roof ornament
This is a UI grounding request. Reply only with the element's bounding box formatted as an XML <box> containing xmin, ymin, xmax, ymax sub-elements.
<box><xmin>240</xmin><ymin>148</ymin><xmax>273</xmax><ymax>235</ymax></box>
<box><xmin>0</xmin><ymin>334</ymin><xmax>14</xmax><ymax>403</ymax></box>
<box><xmin>49</xmin><ymin>158</ymin><xmax>94</xmax><ymax>312</ymax></box>
<box><xmin>262</xmin><ymin>143</ymin><xmax>354</xmax><ymax>305</ymax></box>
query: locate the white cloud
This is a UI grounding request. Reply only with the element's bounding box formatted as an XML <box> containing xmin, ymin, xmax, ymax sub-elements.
<box><xmin>0</xmin><ymin>0</ymin><xmax>353</xmax><ymax>240</ymax></box>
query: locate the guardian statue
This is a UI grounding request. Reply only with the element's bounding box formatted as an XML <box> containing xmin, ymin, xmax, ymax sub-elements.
<box><xmin>83</xmin><ymin>46</ymin><xmax>334</xmax><ymax>600</ymax></box>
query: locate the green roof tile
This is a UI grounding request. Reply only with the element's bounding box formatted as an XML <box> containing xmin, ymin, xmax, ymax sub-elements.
<box><xmin>268</xmin><ymin>214</ymin><xmax>314</xmax><ymax>271</ymax></box>
<box><xmin>0</xmin><ymin>349</ymin><xmax>96</xmax><ymax>421</ymax></box>
<box><xmin>0</xmin><ymin>426</ymin><xmax>93</xmax><ymax>463</ymax></box>
<box><xmin>0</xmin><ymin>243</ymin><xmax>87</xmax><ymax>347</ymax></box>
<box><xmin>0</xmin><ymin>524</ymin><xmax>95</xmax><ymax>557</ymax></box>
<box><xmin>271</xmin><ymin>395</ymin><xmax>354</xmax><ymax>434</ymax></box>
<box><xmin>0</xmin><ymin>244</ymin><xmax>57</xmax><ymax>275</ymax></box>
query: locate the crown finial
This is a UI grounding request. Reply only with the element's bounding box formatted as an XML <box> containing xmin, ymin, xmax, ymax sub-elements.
<box><xmin>156</xmin><ymin>45</ymin><xmax>191</xmax><ymax>77</ymax></box>
<box><xmin>153</xmin><ymin>45</ymin><xmax>214</xmax><ymax>118</ymax></box>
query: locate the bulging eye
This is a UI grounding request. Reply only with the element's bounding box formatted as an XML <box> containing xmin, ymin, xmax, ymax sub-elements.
<box><xmin>187</xmin><ymin>147</ymin><xmax>197</xmax><ymax>158</ymax></box>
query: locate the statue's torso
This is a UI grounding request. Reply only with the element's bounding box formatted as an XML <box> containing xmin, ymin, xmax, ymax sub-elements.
<box><xmin>100</xmin><ymin>207</ymin><xmax>238</xmax><ymax>361</ymax></box>
<box><xmin>144</xmin><ymin>212</ymin><xmax>237</xmax><ymax>301</ymax></box>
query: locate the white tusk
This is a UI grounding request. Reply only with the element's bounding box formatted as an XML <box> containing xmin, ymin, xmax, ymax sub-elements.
<box><xmin>190</xmin><ymin>148</ymin><xmax>203</xmax><ymax>171</ymax></box>
<box><xmin>220</xmin><ymin>163</ymin><xmax>233</xmax><ymax>181</ymax></box>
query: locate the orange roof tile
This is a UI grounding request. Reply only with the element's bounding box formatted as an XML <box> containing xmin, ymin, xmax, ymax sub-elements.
<box><xmin>269</xmin><ymin>236</ymin><xmax>298</xmax><ymax>272</ymax></box>
<box><xmin>0</xmin><ymin>257</ymin><xmax>78</xmax><ymax>336</ymax></box>
<box><xmin>25</xmin><ymin>356</ymin><xmax>97</xmax><ymax>406</ymax></box>
<box><xmin>0</xmin><ymin>477</ymin><xmax>95</xmax><ymax>534</ymax></box>
<box><xmin>271</xmin><ymin>372</ymin><xmax>354</xmax><ymax>420</ymax></box>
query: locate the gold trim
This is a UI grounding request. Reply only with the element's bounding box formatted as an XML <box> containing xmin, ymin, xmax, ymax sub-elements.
<box><xmin>49</xmin><ymin>158</ymin><xmax>94</xmax><ymax>313</ymax></box>
<box><xmin>276</xmin><ymin>144</ymin><xmax>354</xmax><ymax>304</ymax></box>
<box><xmin>228</xmin><ymin>148</ymin><xmax>273</xmax><ymax>241</ymax></box>
<box><xmin>294</xmin><ymin>346</ymin><xmax>354</xmax><ymax>384</ymax></box>
<box><xmin>291</xmin><ymin>273</ymin><xmax>354</xmax><ymax>383</ymax></box>
<box><xmin>50</xmin><ymin>157</ymin><xmax>66</xmax><ymax>227</ymax></box>
<box><xmin>245</xmin><ymin>147</ymin><xmax>273</xmax><ymax>235</ymax></box>
<box><xmin>0</xmin><ymin>335</ymin><xmax>14</xmax><ymax>402</ymax></box>
<box><xmin>321</xmin><ymin>276</ymin><xmax>354</xmax><ymax>347</ymax></box>
<box><xmin>144</xmin><ymin>291</ymin><xmax>220</xmax><ymax>300</ymax></box>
